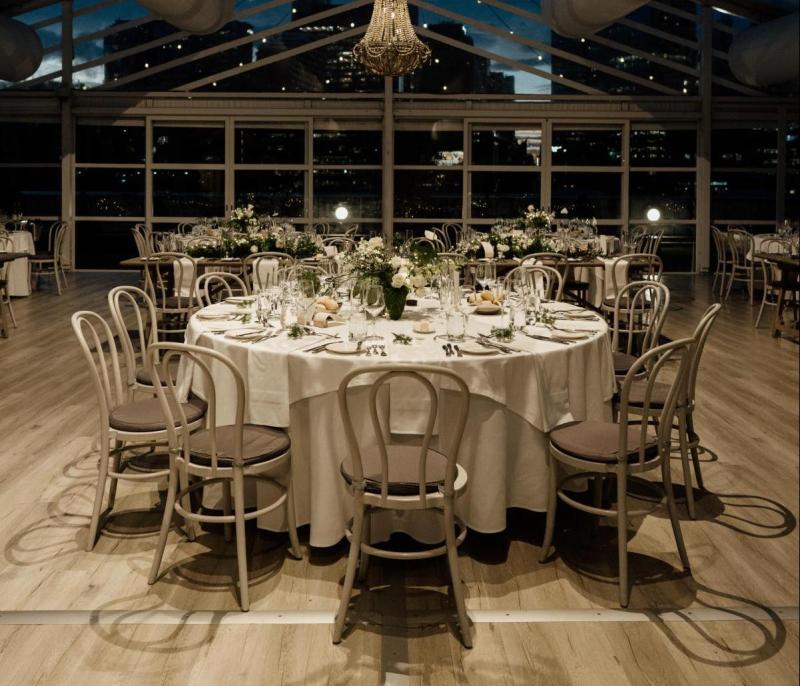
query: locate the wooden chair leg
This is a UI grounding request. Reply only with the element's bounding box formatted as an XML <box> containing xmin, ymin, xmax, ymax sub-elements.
<box><xmin>54</xmin><ymin>264</ymin><xmax>62</xmax><ymax>296</ymax></box>
<box><xmin>86</xmin><ymin>439</ymin><xmax>111</xmax><ymax>551</ymax></box>
<box><xmin>148</xmin><ymin>460</ymin><xmax>179</xmax><ymax>585</ymax></box>
<box><xmin>232</xmin><ymin>469</ymin><xmax>250</xmax><ymax>612</ymax></box>
<box><xmin>222</xmin><ymin>480</ymin><xmax>233</xmax><ymax>543</ymax></box>
<box><xmin>677</xmin><ymin>411</ymin><xmax>696</xmax><ymax>520</ymax></box>
<box><xmin>616</xmin><ymin>468</ymin><xmax>630</xmax><ymax>608</ymax></box>
<box><xmin>357</xmin><ymin>507</ymin><xmax>371</xmax><ymax>582</ymax></box>
<box><xmin>539</xmin><ymin>452</ymin><xmax>558</xmax><ymax>563</ymax></box>
<box><xmin>285</xmin><ymin>469</ymin><xmax>303</xmax><ymax>560</ymax></box>
<box><xmin>686</xmin><ymin>413</ymin><xmax>705</xmax><ymax>492</ymax></box>
<box><xmin>0</xmin><ymin>296</ymin><xmax>8</xmax><ymax>338</ymax></box>
<box><xmin>107</xmin><ymin>448</ymin><xmax>122</xmax><ymax>510</ymax></box>
<box><xmin>662</xmin><ymin>456</ymin><xmax>690</xmax><ymax>571</ymax></box>
<box><xmin>179</xmin><ymin>464</ymin><xmax>197</xmax><ymax>541</ymax></box>
<box><xmin>333</xmin><ymin>496</ymin><xmax>365</xmax><ymax>644</ymax></box>
<box><xmin>444</xmin><ymin>497</ymin><xmax>472</xmax><ymax>648</ymax></box>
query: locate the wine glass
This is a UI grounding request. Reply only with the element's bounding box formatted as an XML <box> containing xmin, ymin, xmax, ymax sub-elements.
<box><xmin>363</xmin><ymin>282</ymin><xmax>385</xmax><ymax>341</ymax></box>
<box><xmin>475</xmin><ymin>262</ymin><xmax>492</xmax><ymax>292</ymax></box>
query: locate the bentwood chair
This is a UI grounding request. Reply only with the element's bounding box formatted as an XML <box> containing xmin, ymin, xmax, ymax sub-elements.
<box><xmin>600</xmin><ymin>253</ymin><xmax>663</xmax><ymax>320</ymax></box>
<box><xmin>143</xmin><ymin>252</ymin><xmax>198</xmax><ymax>339</ymax></box>
<box><xmin>243</xmin><ymin>252</ymin><xmax>295</xmax><ymax>292</ymax></box>
<box><xmin>72</xmin><ymin>312</ymin><xmax>207</xmax><ymax>550</ymax></box>
<box><xmin>626</xmin><ymin>304</ymin><xmax>721</xmax><ymax>519</ymax></box>
<box><xmin>540</xmin><ymin>337</ymin><xmax>694</xmax><ymax>607</ymax></box>
<box><xmin>610</xmin><ymin>281</ymin><xmax>670</xmax><ymax>378</ymax></box>
<box><xmin>29</xmin><ymin>221</ymin><xmax>67</xmax><ymax>295</ymax></box>
<box><xmin>504</xmin><ymin>264</ymin><xmax>564</xmax><ymax>302</ymax></box>
<box><xmin>725</xmin><ymin>228</ymin><xmax>758</xmax><ymax>303</ymax></box>
<box><xmin>196</xmin><ymin>272</ymin><xmax>249</xmax><ymax>307</ymax></box>
<box><xmin>333</xmin><ymin>366</ymin><xmax>473</xmax><ymax>647</ymax></box>
<box><xmin>636</xmin><ymin>229</ymin><xmax>663</xmax><ymax>256</ymax></box>
<box><xmin>441</xmin><ymin>223</ymin><xmax>462</xmax><ymax>250</ymax></box>
<box><xmin>711</xmin><ymin>226</ymin><xmax>731</xmax><ymax>297</ymax></box>
<box><xmin>322</xmin><ymin>237</ymin><xmax>356</xmax><ymax>255</ymax></box>
<box><xmin>755</xmin><ymin>239</ymin><xmax>792</xmax><ymax>328</ymax></box>
<box><xmin>108</xmin><ymin>286</ymin><xmax>170</xmax><ymax>397</ymax></box>
<box><xmin>0</xmin><ymin>236</ymin><xmax>17</xmax><ymax>336</ymax></box>
<box><xmin>147</xmin><ymin>343</ymin><xmax>302</xmax><ymax>611</ymax></box>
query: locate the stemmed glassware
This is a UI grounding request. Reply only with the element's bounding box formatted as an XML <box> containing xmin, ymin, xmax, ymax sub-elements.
<box><xmin>363</xmin><ymin>281</ymin><xmax>385</xmax><ymax>341</ymax></box>
<box><xmin>475</xmin><ymin>261</ymin><xmax>497</xmax><ymax>293</ymax></box>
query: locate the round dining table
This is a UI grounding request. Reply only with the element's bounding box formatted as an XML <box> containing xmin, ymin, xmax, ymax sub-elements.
<box><xmin>182</xmin><ymin>299</ymin><xmax>616</xmax><ymax>547</ymax></box>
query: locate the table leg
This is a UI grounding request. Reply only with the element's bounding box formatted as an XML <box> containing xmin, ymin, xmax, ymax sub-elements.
<box><xmin>772</xmin><ymin>285</ymin><xmax>786</xmax><ymax>338</ymax></box>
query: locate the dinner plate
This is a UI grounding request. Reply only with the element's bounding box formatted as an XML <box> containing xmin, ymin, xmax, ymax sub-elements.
<box><xmin>549</xmin><ymin>330</ymin><xmax>590</xmax><ymax>340</ymax></box>
<box><xmin>196</xmin><ymin>312</ymin><xmax>233</xmax><ymax>321</ymax></box>
<box><xmin>224</xmin><ymin>327</ymin><xmax>265</xmax><ymax>340</ymax></box>
<box><xmin>560</xmin><ymin>310</ymin><xmax>596</xmax><ymax>319</ymax></box>
<box><xmin>225</xmin><ymin>296</ymin><xmax>255</xmax><ymax>304</ymax></box>
<box><xmin>473</xmin><ymin>303</ymin><xmax>502</xmax><ymax>315</ymax></box>
<box><xmin>459</xmin><ymin>342</ymin><xmax>498</xmax><ymax>355</ymax></box>
<box><xmin>325</xmin><ymin>342</ymin><xmax>363</xmax><ymax>355</ymax></box>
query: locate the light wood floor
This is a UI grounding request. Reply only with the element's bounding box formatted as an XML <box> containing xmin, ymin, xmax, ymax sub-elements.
<box><xmin>0</xmin><ymin>272</ymin><xmax>797</xmax><ymax>685</ymax></box>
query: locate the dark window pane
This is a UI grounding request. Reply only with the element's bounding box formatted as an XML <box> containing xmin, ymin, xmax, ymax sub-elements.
<box><xmin>153</xmin><ymin>126</ymin><xmax>224</xmax><ymax>164</ymax></box>
<box><xmin>313</xmin><ymin>170</ymin><xmax>381</xmax><ymax>219</ymax></box>
<box><xmin>0</xmin><ymin>167</ymin><xmax>61</xmax><ymax>216</ymax></box>
<box><xmin>551</xmin><ymin>173</ymin><xmax>621</xmax><ymax>218</ymax></box>
<box><xmin>77</xmin><ymin>125</ymin><xmax>145</xmax><ymax>164</ymax></box>
<box><xmin>786</xmin><ymin>171</ymin><xmax>798</xmax><ymax>221</ymax></box>
<box><xmin>313</xmin><ymin>130</ymin><xmax>382</xmax><ymax>165</ymax></box>
<box><xmin>395</xmin><ymin>131</ymin><xmax>463</xmax><ymax>166</ymax></box>
<box><xmin>0</xmin><ymin>122</ymin><xmax>60</xmax><ymax>163</ymax></box>
<box><xmin>153</xmin><ymin>169</ymin><xmax>224</xmax><ymax>217</ymax></box>
<box><xmin>552</xmin><ymin>129</ymin><xmax>622</xmax><ymax>166</ymax></box>
<box><xmin>657</xmin><ymin>225</ymin><xmax>696</xmax><ymax>272</ymax></box>
<box><xmin>471</xmin><ymin>129</ymin><xmax>542</xmax><ymax>166</ymax></box>
<box><xmin>711</xmin><ymin>172</ymin><xmax>776</xmax><ymax>219</ymax></box>
<box><xmin>235</xmin><ymin>170</ymin><xmax>305</xmax><ymax>217</ymax></box>
<box><xmin>395</xmin><ymin>171</ymin><xmax>462</xmax><ymax>218</ymax></box>
<box><xmin>786</xmin><ymin>122</ymin><xmax>799</xmax><ymax>170</ymax></box>
<box><xmin>471</xmin><ymin>172</ymin><xmax>540</xmax><ymax>218</ymax></box>
<box><xmin>76</xmin><ymin>221</ymin><xmax>137</xmax><ymax>270</ymax></box>
<box><xmin>630</xmin><ymin>129</ymin><xmax>696</xmax><ymax>167</ymax></box>
<box><xmin>630</xmin><ymin>172</ymin><xmax>696</xmax><ymax>220</ymax></box>
<box><xmin>235</xmin><ymin>128</ymin><xmax>305</xmax><ymax>164</ymax></box>
<box><xmin>712</xmin><ymin>128</ymin><xmax>777</xmax><ymax>168</ymax></box>
<box><xmin>76</xmin><ymin>168</ymin><xmax>145</xmax><ymax>217</ymax></box>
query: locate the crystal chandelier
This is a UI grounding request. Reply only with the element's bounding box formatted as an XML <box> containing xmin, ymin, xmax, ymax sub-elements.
<box><xmin>354</xmin><ymin>0</ymin><xmax>431</xmax><ymax>77</ymax></box>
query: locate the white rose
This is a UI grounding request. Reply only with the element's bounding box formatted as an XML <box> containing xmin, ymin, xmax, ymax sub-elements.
<box><xmin>391</xmin><ymin>273</ymin><xmax>406</xmax><ymax>289</ymax></box>
<box><xmin>368</xmin><ymin>236</ymin><xmax>384</xmax><ymax>247</ymax></box>
<box><xmin>250</xmin><ymin>244</ymin><xmax>258</xmax><ymax>253</ymax></box>
<box><xmin>411</xmin><ymin>274</ymin><xmax>426</xmax><ymax>289</ymax></box>
<box><xmin>560</xmin><ymin>207</ymin><xmax>569</xmax><ymax>215</ymax></box>
<box><xmin>390</xmin><ymin>255</ymin><xmax>404</xmax><ymax>269</ymax></box>
<box><xmin>498</xmin><ymin>244</ymin><xmax>510</xmax><ymax>253</ymax></box>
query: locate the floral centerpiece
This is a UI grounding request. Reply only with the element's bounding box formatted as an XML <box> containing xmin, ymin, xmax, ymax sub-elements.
<box><xmin>518</xmin><ymin>204</ymin><xmax>553</xmax><ymax>232</ymax></box>
<box><xmin>226</xmin><ymin>204</ymin><xmax>260</xmax><ymax>233</ymax></box>
<box><xmin>457</xmin><ymin>227</ymin><xmax>554</xmax><ymax>260</ymax></box>
<box><xmin>186</xmin><ymin>221</ymin><xmax>324</xmax><ymax>260</ymax></box>
<box><xmin>338</xmin><ymin>237</ymin><xmax>437</xmax><ymax>320</ymax></box>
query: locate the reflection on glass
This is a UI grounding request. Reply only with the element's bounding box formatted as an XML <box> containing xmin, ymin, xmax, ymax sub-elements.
<box><xmin>630</xmin><ymin>129</ymin><xmax>696</xmax><ymax>167</ymax></box>
<box><xmin>471</xmin><ymin>129</ymin><xmax>541</xmax><ymax>166</ymax></box>
<box><xmin>630</xmin><ymin>172</ymin><xmax>696</xmax><ymax>220</ymax></box>
<box><xmin>314</xmin><ymin>170</ymin><xmax>381</xmax><ymax>218</ymax></box>
<box><xmin>395</xmin><ymin>131</ymin><xmax>464</xmax><ymax>166</ymax></box>
<box><xmin>471</xmin><ymin>172</ymin><xmax>540</xmax><ymax>218</ymax></box>
<box><xmin>0</xmin><ymin>122</ymin><xmax>60</xmax><ymax>163</ymax></box>
<box><xmin>786</xmin><ymin>171</ymin><xmax>798</xmax><ymax>222</ymax></box>
<box><xmin>711</xmin><ymin>172</ymin><xmax>776</xmax><ymax>219</ymax></box>
<box><xmin>551</xmin><ymin>173</ymin><xmax>621</xmax><ymax>218</ymax></box>
<box><xmin>235</xmin><ymin>128</ymin><xmax>305</xmax><ymax>164</ymax></box>
<box><xmin>75</xmin><ymin>221</ymin><xmax>138</xmax><ymax>270</ymax></box>
<box><xmin>235</xmin><ymin>170</ymin><xmax>305</xmax><ymax>217</ymax></box>
<box><xmin>314</xmin><ymin>130</ymin><xmax>382</xmax><ymax>165</ymax></box>
<box><xmin>785</xmin><ymin>122</ymin><xmax>799</xmax><ymax>169</ymax></box>
<box><xmin>552</xmin><ymin>129</ymin><xmax>622</xmax><ymax>166</ymax></box>
<box><xmin>0</xmin><ymin>168</ymin><xmax>61</xmax><ymax>216</ymax></box>
<box><xmin>395</xmin><ymin>171</ymin><xmax>462</xmax><ymax>218</ymax></box>
<box><xmin>153</xmin><ymin>126</ymin><xmax>224</xmax><ymax>164</ymax></box>
<box><xmin>153</xmin><ymin>169</ymin><xmax>224</xmax><ymax>217</ymax></box>
<box><xmin>76</xmin><ymin>168</ymin><xmax>145</xmax><ymax>217</ymax></box>
<box><xmin>77</xmin><ymin>125</ymin><xmax>145</xmax><ymax>164</ymax></box>
<box><xmin>712</xmin><ymin>128</ymin><xmax>778</xmax><ymax>168</ymax></box>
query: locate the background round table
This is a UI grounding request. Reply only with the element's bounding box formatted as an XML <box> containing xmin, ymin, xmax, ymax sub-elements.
<box><xmin>183</xmin><ymin>300</ymin><xmax>616</xmax><ymax>547</ymax></box>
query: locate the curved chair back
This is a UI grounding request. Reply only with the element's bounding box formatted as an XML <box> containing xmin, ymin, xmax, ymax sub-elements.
<box><xmin>149</xmin><ymin>342</ymin><xmax>245</xmax><ymax>475</ymax></box>
<box><xmin>611</xmin><ymin>280</ymin><xmax>670</xmax><ymax>360</ymax></box>
<box><xmin>243</xmin><ymin>251</ymin><xmax>295</xmax><ymax>292</ymax></box>
<box><xmin>0</xmin><ymin>235</ymin><xmax>12</xmax><ymax>281</ymax></box>
<box><xmin>132</xmin><ymin>224</ymin><xmax>150</xmax><ymax>259</ymax></box>
<box><xmin>636</xmin><ymin>229</ymin><xmax>663</xmax><ymax>255</ymax></box>
<box><xmin>522</xmin><ymin>252</ymin><xmax>569</xmax><ymax>276</ymax></box>
<box><xmin>504</xmin><ymin>264</ymin><xmax>564</xmax><ymax>301</ymax></box>
<box><xmin>727</xmin><ymin>228</ymin><xmax>754</xmax><ymax>268</ymax></box>
<box><xmin>338</xmin><ymin>365</ymin><xmax>470</xmax><ymax>507</ymax></box>
<box><xmin>413</xmin><ymin>236</ymin><xmax>445</xmax><ymax>253</ymax></box>
<box><xmin>196</xmin><ymin>271</ymin><xmax>249</xmax><ymax>307</ymax></box>
<box><xmin>441</xmin><ymin>223</ymin><xmax>462</xmax><ymax>249</ymax></box>
<box><xmin>617</xmin><ymin>337</ymin><xmax>694</xmax><ymax>467</ymax></box>
<box><xmin>322</xmin><ymin>237</ymin><xmax>356</xmax><ymax>254</ymax></box>
<box><xmin>686</xmin><ymin>304</ymin><xmax>721</xmax><ymax>407</ymax></box>
<box><xmin>610</xmin><ymin>253</ymin><xmax>663</xmax><ymax>299</ymax></box>
<box><xmin>72</xmin><ymin>311</ymin><xmax>127</xmax><ymax>434</ymax></box>
<box><xmin>108</xmin><ymin>286</ymin><xmax>158</xmax><ymax>392</ymax></box>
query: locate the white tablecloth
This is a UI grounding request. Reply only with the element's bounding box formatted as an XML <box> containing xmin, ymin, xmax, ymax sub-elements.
<box><xmin>574</xmin><ymin>257</ymin><xmax>629</xmax><ymax>308</ymax></box>
<box><xmin>183</xmin><ymin>303</ymin><xmax>615</xmax><ymax>546</ymax></box>
<box><xmin>0</xmin><ymin>231</ymin><xmax>34</xmax><ymax>297</ymax></box>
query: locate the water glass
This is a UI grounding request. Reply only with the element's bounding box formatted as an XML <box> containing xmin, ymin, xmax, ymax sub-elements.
<box><xmin>445</xmin><ymin>310</ymin><xmax>467</xmax><ymax>341</ymax></box>
<box><xmin>349</xmin><ymin>309</ymin><xmax>368</xmax><ymax>341</ymax></box>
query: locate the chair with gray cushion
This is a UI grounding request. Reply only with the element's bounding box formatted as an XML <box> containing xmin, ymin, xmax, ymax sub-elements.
<box><xmin>147</xmin><ymin>342</ymin><xmax>301</xmax><ymax>612</ymax></box>
<box><xmin>540</xmin><ymin>337</ymin><xmax>695</xmax><ymax>607</ymax></box>
<box><xmin>627</xmin><ymin>304</ymin><xmax>722</xmax><ymax>519</ymax></box>
<box><xmin>72</xmin><ymin>311</ymin><xmax>207</xmax><ymax>551</ymax></box>
<box><xmin>333</xmin><ymin>365</ymin><xmax>473</xmax><ymax>647</ymax></box>
<box><xmin>609</xmin><ymin>280</ymin><xmax>670</xmax><ymax>378</ymax></box>
<box><xmin>143</xmin><ymin>252</ymin><xmax>198</xmax><ymax>339</ymax></box>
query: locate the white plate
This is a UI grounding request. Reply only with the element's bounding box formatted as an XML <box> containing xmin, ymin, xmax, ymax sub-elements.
<box><xmin>224</xmin><ymin>327</ymin><xmax>264</xmax><ymax>340</ymax></box>
<box><xmin>473</xmin><ymin>303</ymin><xmax>502</xmax><ymax>315</ymax></box>
<box><xmin>412</xmin><ymin>325</ymin><xmax>436</xmax><ymax>334</ymax></box>
<box><xmin>560</xmin><ymin>310</ymin><xmax>596</xmax><ymax>319</ymax></box>
<box><xmin>196</xmin><ymin>313</ymin><xmax>233</xmax><ymax>321</ymax></box>
<box><xmin>550</xmin><ymin>330</ymin><xmax>591</xmax><ymax>340</ymax></box>
<box><xmin>458</xmin><ymin>342</ymin><xmax>498</xmax><ymax>355</ymax></box>
<box><xmin>326</xmin><ymin>342</ymin><xmax>364</xmax><ymax>355</ymax></box>
<box><xmin>225</xmin><ymin>296</ymin><xmax>255</xmax><ymax>304</ymax></box>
